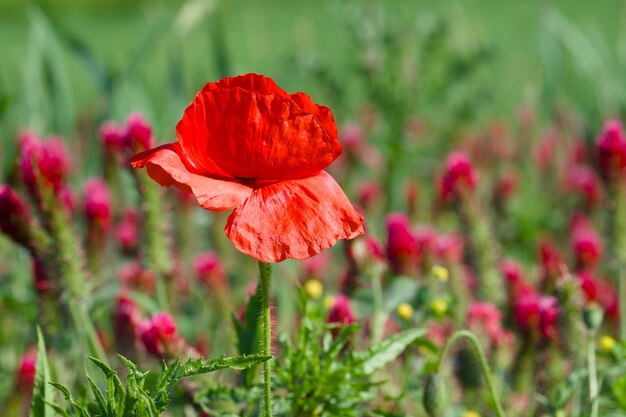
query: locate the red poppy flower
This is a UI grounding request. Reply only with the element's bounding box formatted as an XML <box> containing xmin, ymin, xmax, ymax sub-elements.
<box><xmin>131</xmin><ymin>73</ymin><xmax>364</xmax><ymax>262</ymax></box>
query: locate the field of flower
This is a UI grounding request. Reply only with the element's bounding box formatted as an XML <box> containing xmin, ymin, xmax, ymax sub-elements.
<box><xmin>2</xmin><ymin>1</ymin><xmax>626</xmax><ymax>417</ymax></box>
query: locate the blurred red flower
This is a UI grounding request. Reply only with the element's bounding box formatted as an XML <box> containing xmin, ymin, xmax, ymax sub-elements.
<box><xmin>16</xmin><ymin>349</ymin><xmax>37</xmax><ymax>392</ymax></box>
<box><xmin>138</xmin><ymin>312</ymin><xmax>183</xmax><ymax>358</ymax></box>
<box><xmin>438</xmin><ymin>152</ymin><xmax>478</xmax><ymax>201</ymax></box>
<box><xmin>597</xmin><ymin>120</ymin><xmax>626</xmax><ymax>182</ymax></box>
<box><xmin>132</xmin><ymin>73</ymin><xmax>363</xmax><ymax>262</ymax></box>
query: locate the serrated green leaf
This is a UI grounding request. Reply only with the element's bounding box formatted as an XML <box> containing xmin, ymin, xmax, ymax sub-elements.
<box><xmin>49</xmin><ymin>382</ymin><xmax>89</xmax><ymax>417</ymax></box>
<box><xmin>86</xmin><ymin>374</ymin><xmax>108</xmax><ymax>416</ymax></box>
<box><xmin>30</xmin><ymin>327</ymin><xmax>52</xmax><ymax>417</ymax></box>
<box><xmin>42</xmin><ymin>401</ymin><xmax>70</xmax><ymax>417</ymax></box>
<box><xmin>88</xmin><ymin>355</ymin><xmax>117</xmax><ymax>379</ymax></box>
<box><xmin>354</xmin><ymin>328</ymin><xmax>425</xmax><ymax>374</ymax></box>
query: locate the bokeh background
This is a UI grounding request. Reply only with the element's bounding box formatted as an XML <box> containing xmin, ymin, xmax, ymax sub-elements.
<box><xmin>2</xmin><ymin>1</ymin><xmax>626</xmax><ymax>415</ymax></box>
<box><xmin>1</xmin><ymin>0</ymin><xmax>624</xmax><ymax>149</ymax></box>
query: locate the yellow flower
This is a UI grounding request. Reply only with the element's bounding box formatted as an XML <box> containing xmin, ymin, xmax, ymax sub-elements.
<box><xmin>304</xmin><ymin>279</ymin><xmax>324</xmax><ymax>299</ymax></box>
<box><xmin>396</xmin><ymin>303</ymin><xmax>414</xmax><ymax>320</ymax></box>
<box><xmin>599</xmin><ymin>335</ymin><xmax>616</xmax><ymax>352</ymax></box>
<box><xmin>430</xmin><ymin>298</ymin><xmax>448</xmax><ymax>315</ymax></box>
<box><xmin>431</xmin><ymin>265</ymin><xmax>449</xmax><ymax>282</ymax></box>
<box><xmin>463</xmin><ymin>411</ymin><xmax>481</xmax><ymax>417</ymax></box>
<box><xmin>323</xmin><ymin>295</ymin><xmax>335</xmax><ymax>309</ymax></box>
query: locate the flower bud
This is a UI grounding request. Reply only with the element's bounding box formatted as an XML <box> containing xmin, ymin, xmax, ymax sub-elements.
<box><xmin>599</xmin><ymin>335</ymin><xmax>616</xmax><ymax>352</ymax></box>
<box><xmin>423</xmin><ymin>374</ymin><xmax>446</xmax><ymax>417</ymax></box>
<box><xmin>431</xmin><ymin>265</ymin><xmax>449</xmax><ymax>282</ymax></box>
<box><xmin>582</xmin><ymin>303</ymin><xmax>604</xmax><ymax>331</ymax></box>
<box><xmin>304</xmin><ymin>279</ymin><xmax>324</xmax><ymax>299</ymax></box>
<box><xmin>396</xmin><ymin>303</ymin><xmax>414</xmax><ymax>320</ymax></box>
<box><xmin>430</xmin><ymin>298</ymin><xmax>448</xmax><ymax>316</ymax></box>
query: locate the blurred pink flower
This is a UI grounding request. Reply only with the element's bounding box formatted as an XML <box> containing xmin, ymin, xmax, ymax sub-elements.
<box><xmin>564</xmin><ymin>165</ymin><xmax>602</xmax><ymax>208</ymax></box>
<box><xmin>385</xmin><ymin>213</ymin><xmax>418</xmax><ymax>274</ymax></box>
<box><xmin>83</xmin><ymin>178</ymin><xmax>112</xmax><ymax>231</ymax></box>
<box><xmin>193</xmin><ymin>251</ymin><xmax>227</xmax><ymax>288</ymax></box>
<box><xmin>118</xmin><ymin>261</ymin><xmax>155</xmax><ymax>293</ymax></box>
<box><xmin>339</xmin><ymin>121</ymin><xmax>364</xmax><ymax>154</ymax></box>
<box><xmin>357</xmin><ymin>180</ymin><xmax>381</xmax><ymax>210</ymax></box>
<box><xmin>434</xmin><ymin>233</ymin><xmax>464</xmax><ymax>263</ymax></box>
<box><xmin>327</xmin><ymin>294</ymin><xmax>355</xmax><ymax>326</ymax></box>
<box><xmin>15</xmin><ymin>349</ymin><xmax>37</xmax><ymax>392</ymax></box>
<box><xmin>138</xmin><ymin>312</ymin><xmax>183</xmax><ymax>358</ymax></box>
<box><xmin>597</xmin><ymin>120</ymin><xmax>626</xmax><ymax>182</ymax></box>
<box><xmin>0</xmin><ymin>185</ymin><xmax>33</xmax><ymax>249</ymax></box>
<box><xmin>116</xmin><ymin>209</ymin><xmax>139</xmax><ymax>253</ymax></box>
<box><xmin>438</xmin><ymin>152</ymin><xmax>478</xmax><ymax>201</ymax></box>
<box><xmin>99</xmin><ymin>121</ymin><xmax>126</xmax><ymax>153</ymax></box>
<box><xmin>124</xmin><ymin>113</ymin><xmax>154</xmax><ymax>151</ymax></box>
<box><xmin>19</xmin><ymin>134</ymin><xmax>71</xmax><ymax>194</ymax></box>
<box><xmin>570</xmin><ymin>215</ymin><xmax>602</xmax><ymax>269</ymax></box>
<box><xmin>514</xmin><ymin>292</ymin><xmax>559</xmax><ymax>340</ymax></box>
<box><xmin>112</xmin><ymin>294</ymin><xmax>141</xmax><ymax>350</ymax></box>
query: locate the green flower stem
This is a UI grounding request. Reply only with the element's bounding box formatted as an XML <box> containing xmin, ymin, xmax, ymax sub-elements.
<box><xmin>370</xmin><ymin>266</ymin><xmax>385</xmax><ymax>344</ymax></box>
<box><xmin>136</xmin><ymin>171</ymin><xmax>171</xmax><ymax>311</ymax></box>
<box><xmin>435</xmin><ymin>330</ymin><xmax>506</xmax><ymax>417</ymax></box>
<box><xmin>45</xmin><ymin>192</ymin><xmax>108</xmax><ymax>364</ymax></box>
<box><xmin>258</xmin><ymin>261</ymin><xmax>273</xmax><ymax>417</ymax></box>
<box><xmin>606</xmin><ymin>184</ymin><xmax>626</xmax><ymax>339</ymax></box>
<box><xmin>587</xmin><ymin>330</ymin><xmax>599</xmax><ymax>417</ymax></box>
<box><xmin>457</xmin><ymin>196</ymin><xmax>504</xmax><ymax>306</ymax></box>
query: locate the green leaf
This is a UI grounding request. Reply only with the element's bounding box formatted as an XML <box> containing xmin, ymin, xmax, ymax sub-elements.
<box><xmin>30</xmin><ymin>327</ymin><xmax>52</xmax><ymax>417</ymax></box>
<box><xmin>612</xmin><ymin>375</ymin><xmax>626</xmax><ymax>411</ymax></box>
<box><xmin>183</xmin><ymin>354</ymin><xmax>272</xmax><ymax>376</ymax></box>
<box><xmin>354</xmin><ymin>328</ymin><xmax>425</xmax><ymax>374</ymax></box>
<box><xmin>49</xmin><ymin>382</ymin><xmax>89</xmax><ymax>417</ymax></box>
<box><xmin>382</xmin><ymin>278</ymin><xmax>420</xmax><ymax>311</ymax></box>
<box><xmin>86</xmin><ymin>374</ymin><xmax>108</xmax><ymax>416</ymax></box>
<box><xmin>42</xmin><ymin>401</ymin><xmax>70</xmax><ymax>417</ymax></box>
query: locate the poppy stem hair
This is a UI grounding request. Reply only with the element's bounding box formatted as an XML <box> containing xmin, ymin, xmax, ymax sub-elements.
<box><xmin>258</xmin><ymin>261</ymin><xmax>273</xmax><ymax>416</ymax></box>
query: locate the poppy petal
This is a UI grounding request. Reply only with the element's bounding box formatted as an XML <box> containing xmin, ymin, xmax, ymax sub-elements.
<box><xmin>206</xmin><ymin>73</ymin><xmax>291</xmax><ymax>98</ymax></box>
<box><xmin>207</xmin><ymin>74</ymin><xmax>338</xmax><ymax>138</ymax></box>
<box><xmin>224</xmin><ymin>171</ymin><xmax>364</xmax><ymax>262</ymax></box>
<box><xmin>176</xmin><ymin>77</ymin><xmax>342</xmax><ymax>181</ymax></box>
<box><xmin>131</xmin><ymin>143</ymin><xmax>252</xmax><ymax>210</ymax></box>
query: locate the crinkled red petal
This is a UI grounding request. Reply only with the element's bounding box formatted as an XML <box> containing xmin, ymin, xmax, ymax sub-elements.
<box><xmin>224</xmin><ymin>171</ymin><xmax>364</xmax><ymax>262</ymax></box>
<box><xmin>176</xmin><ymin>74</ymin><xmax>341</xmax><ymax>181</ymax></box>
<box><xmin>131</xmin><ymin>143</ymin><xmax>252</xmax><ymax>210</ymax></box>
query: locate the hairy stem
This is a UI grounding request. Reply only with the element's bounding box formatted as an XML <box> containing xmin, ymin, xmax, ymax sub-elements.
<box><xmin>136</xmin><ymin>171</ymin><xmax>171</xmax><ymax>311</ymax></box>
<box><xmin>45</xmin><ymin>191</ymin><xmax>108</xmax><ymax>364</ymax></box>
<box><xmin>258</xmin><ymin>261</ymin><xmax>273</xmax><ymax>416</ymax></box>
